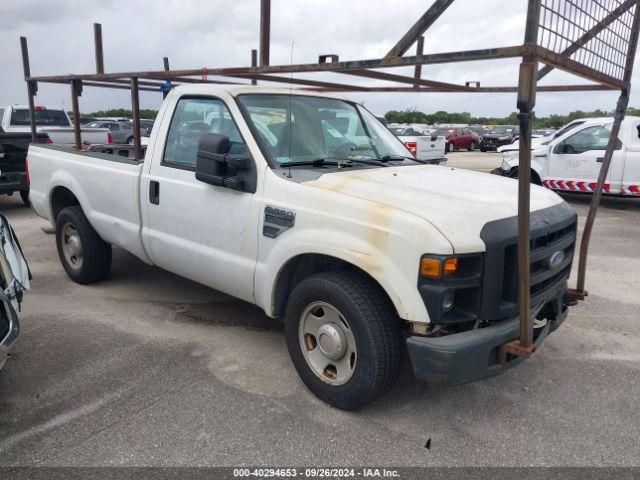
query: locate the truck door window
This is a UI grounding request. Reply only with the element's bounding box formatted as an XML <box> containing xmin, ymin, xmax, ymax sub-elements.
<box><xmin>163</xmin><ymin>97</ymin><xmax>245</xmax><ymax>169</ymax></box>
<box><xmin>560</xmin><ymin>125</ymin><xmax>622</xmax><ymax>154</ymax></box>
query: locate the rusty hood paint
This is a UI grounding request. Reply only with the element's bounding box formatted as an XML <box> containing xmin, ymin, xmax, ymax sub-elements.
<box><xmin>304</xmin><ymin>164</ymin><xmax>565</xmax><ymax>254</ymax></box>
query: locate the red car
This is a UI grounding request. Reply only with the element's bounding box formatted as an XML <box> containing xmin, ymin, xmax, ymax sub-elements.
<box><xmin>432</xmin><ymin>127</ymin><xmax>481</xmax><ymax>152</ymax></box>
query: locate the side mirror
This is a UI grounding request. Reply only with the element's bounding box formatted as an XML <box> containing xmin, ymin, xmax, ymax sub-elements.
<box><xmin>195</xmin><ymin>133</ymin><xmax>256</xmax><ymax>193</ymax></box>
<box><xmin>553</xmin><ymin>141</ymin><xmax>565</xmax><ymax>154</ymax></box>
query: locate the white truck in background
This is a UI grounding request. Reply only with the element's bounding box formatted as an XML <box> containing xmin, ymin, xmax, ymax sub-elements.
<box><xmin>388</xmin><ymin>126</ymin><xmax>446</xmax><ymax>164</ymax></box>
<box><xmin>27</xmin><ymin>85</ymin><xmax>577</xmax><ymax>409</ymax></box>
<box><xmin>500</xmin><ymin>116</ymin><xmax>640</xmax><ymax>196</ymax></box>
<box><xmin>1</xmin><ymin>105</ymin><xmax>112</xmax><ymax>146</ymax></box>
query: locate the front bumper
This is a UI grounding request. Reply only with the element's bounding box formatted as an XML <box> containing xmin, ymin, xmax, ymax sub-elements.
<box><xmin>406</xmin><ymin>292</ymin><xmax>568</xmax><ymax>385</ymax></box>
<box><xmin>481</xmin><ymin>138</ymin><xmax>512</xmax><ymax>151</ymax></box>
<box><xmin>0</xmin><ymin>299</ymin><xmax>21</xmax><ymax>370</ymax></box>
<box><xmin>0</xmin><ymin>172</ymin><xmax>27</xmax><ymax>195</ymax></box>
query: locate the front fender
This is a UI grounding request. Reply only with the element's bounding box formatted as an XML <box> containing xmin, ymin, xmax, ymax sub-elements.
<box><xmin>501</xmin><ymin>152</ymin><xmax>545</xmax><ymax>180</ymax></box>
<box><xmin>254</xmin><ymin>209</ymin><xmax>452</xmax><ymax>324</ymax></box>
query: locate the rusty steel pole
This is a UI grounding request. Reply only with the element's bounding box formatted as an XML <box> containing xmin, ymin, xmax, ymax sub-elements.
<box><xmin>94</xmin><ymin>23</ymin><xmax>104</xmax><ymax>74</ymax></box>
<box><xmin>130</xmin><ymin>78</ymin><xmax>142</xmax><ymax>160</ymax></box>
<box><xmin>163</xmin><ymin>57</ymin><xmax>171</xmax><ymax>99</ymax></box>
<box><xmin>70</xmin><ymin>80</ymin><xmax>83</xmax><ymax>149</ymax></box>
<box><xmin>514</xmin><ymin>0</ymin><xmax>541</xmax><ymax>350</ymax></box>
<box><xmin>19</xmin><ymin>36</ymin><xmax>38</xmax><ymax>144</ymax></box>
<box><xmin>259</xmin><ymin>0</ymin><xmax>270</xmax><ymax>67</ymax></box>
<box><xmin>251</xmin><ymin>49</ymin><xmax>258</xmax><ymax>85</ymax></box>
<box><xmin>413</xmin><ymin>36</ymin><xmax>425</xmax><ymax>87</ymax></box>
<box><xmin>574</xmin><ymin>4</ymin><xmax>640</xmax><ymax>296</ymax></box>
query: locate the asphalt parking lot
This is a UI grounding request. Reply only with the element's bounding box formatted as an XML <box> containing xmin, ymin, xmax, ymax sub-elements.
<box><xmin>1</xmin><ymin>152</ymin><xmax>639</xmax><ymax>467</ymax></box>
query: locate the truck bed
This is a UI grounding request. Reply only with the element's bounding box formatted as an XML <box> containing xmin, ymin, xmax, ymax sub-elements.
<box><xmin>27</xmin><ymin>144</ymin><xmax>150</xmax><ymax>263</ymax></box>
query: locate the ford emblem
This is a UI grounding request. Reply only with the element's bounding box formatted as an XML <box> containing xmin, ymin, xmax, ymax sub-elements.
<box><xmin>548</xmin><ymin>250</ymin><xmax>565</xmax><ymax>269</ymax></box>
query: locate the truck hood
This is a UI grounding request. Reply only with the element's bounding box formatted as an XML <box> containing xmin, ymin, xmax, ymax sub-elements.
<box><xmin>305</xmin><ymin>164</ymin><xmax>564</xmax><ymax>253</ymax></box>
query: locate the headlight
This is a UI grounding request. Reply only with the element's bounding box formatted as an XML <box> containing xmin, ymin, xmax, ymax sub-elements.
<box><xmin>417</xmin><ymin>254</ymin><xmax>483</xmax><ymax>325</ymax></box>
<box><xmin>420</xmin><ymin>257</ymin><xmax>459</xmax><ymax>279</ymax></box>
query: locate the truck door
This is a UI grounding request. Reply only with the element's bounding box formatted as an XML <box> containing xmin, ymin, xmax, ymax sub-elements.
<box><xmin>547</xmin><ymin>123</ymin><xmax>625</xmax><ymax>193</ymax></box>
<box><xmin>142</xmin><ymin>96</ymin><xmax>261</xmax><ymax>303</ymax></box>
<box><xmin>621</xmin><ymin>120</ymin><xmax>640</xmax><ymax>196</ymax></box>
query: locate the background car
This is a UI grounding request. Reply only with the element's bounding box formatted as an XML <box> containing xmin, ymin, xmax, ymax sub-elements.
<box><xmin>432</xmin><ymin>127</ymin><xmax>480</xmax><ymax>152</ymax></box>
<box><xmin>480</xmin><ymin>125</ymin><xmax>519</xmax><ymax>151</ymax></box>
<box><xmin>86</xmin><ymin>120</ymin><xmax>135</xmax><ymax>144</ymax></box>
<box><xmin>389</xmin><ymin>126</ymin><xmax>428</xmax><ymax>157</ymax></box>
<box><xmin>136</xmin><ymin>119</ymin><xmax>155</xmax><ymax>137</ymax></box>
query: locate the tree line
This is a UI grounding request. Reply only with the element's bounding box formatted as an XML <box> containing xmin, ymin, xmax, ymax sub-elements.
<box><xmin>70</xmin><ymin>108</ymin><xmax>159</xmax><ymax>120</ymax></box>
<box><xmin>384</xmin><ymin>107</ymin><xmax>640</xmax><ymax>129</ymax></box>
<box><xmin>72</xmin><ymin>106</ymin><xmax>640</xmax><ymax>129</ymax></box>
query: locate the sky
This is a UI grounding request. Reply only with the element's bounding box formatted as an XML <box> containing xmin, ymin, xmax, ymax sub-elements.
<box><xmin>1</xmin><ymin>0</ymin><xmax>639</xmax><ymax>118</ymax></box>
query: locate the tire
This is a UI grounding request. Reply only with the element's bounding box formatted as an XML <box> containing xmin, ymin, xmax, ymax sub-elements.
<box><xmin>468</xmin><ymin>141</ymin><xmax>477</xmax><ymax>152</ymax></box>
<box><xmin>126</xmin><ymin>136</ymin><xmax>134</xmax><ymax>145</ymax></box>
<box><xmin>508</xmin><ymin>168</ymin><xmax>542</xmax><ymax>185</ymax></box>
<box><xmin>55</xmin><ymin>206</ymin><xmax>112</xmax><ymax>284</ymax></box>
<box><xmin>284</xmin><ymin>270</ymin><xmax>401</xmax><ymax>410</ymax></box>
<box><xmin>19</xmin><ymin>190</ymin><xmax>30</xmax><ymax>207</ymax></box>
<box><xmin>480</xmin><ymin>145</ymin><xmax>487</xmax><ymax>152</ymax></box>
<box><xmin>446</xmin><ymin>142</ymin><xmax>453</xmax><ymax>153</ymax></box>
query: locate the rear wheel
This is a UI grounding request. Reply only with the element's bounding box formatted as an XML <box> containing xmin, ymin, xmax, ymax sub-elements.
<box><xmin>446</xmin><ymin>142</ymin><xmax>453</xmax><ymax>153</ymax></box>
<box><xmin>468</xmin><ymin>141</ymin><xmax>477</xmax><ymax>152</ymax></box>
<box><xmin>55</xmin><ymin>206</ymin><xmax>112</xmax><ymax>284</ymax></box>
<box><xmin>284</xmin><ymin>270</ymin><xmax>401</xmax><ymax>410</ymax></box>
<box><xmin>19</xmin><ymin>190</ymin><xmax>30</xmax><ymax>207</ymax></box>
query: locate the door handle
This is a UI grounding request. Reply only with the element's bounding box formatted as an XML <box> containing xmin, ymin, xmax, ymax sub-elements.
<box><xmin>149</xmin><ymin>180</ymin><xmax>160</xmax><ymax>205</ymax></box>
<box><xmin>596</xmin><ymin>157</ymin><xmax>604</xmax><ymax>162</ymax></box>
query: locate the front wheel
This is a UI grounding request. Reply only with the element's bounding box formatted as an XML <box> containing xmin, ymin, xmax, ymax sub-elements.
<box><xmin>55</xmin><ymin>206</ymin><xmax>112</xmax><ymax>284</ymax></box>
<box><xmin>508</xmin><ymin>168</ymin><xmax>542</xmax><ymax>185</ymax></box>
<box><xmin>284</xmin><ymin>270</ymin><xmax>401</xmax><ymax>410</ymax></box>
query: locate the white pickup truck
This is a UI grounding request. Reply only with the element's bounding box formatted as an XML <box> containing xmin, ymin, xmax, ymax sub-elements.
<box><xmin>389</xmin><ymin>126</ymin><xmax>446</xmax><ymax>164</ymax></box>
<box><xmin>1</xmin><ymin>105</ymin><xmax>112</xmax><ymax>146</ymax></box>
<box><xmin>28</xmin><ymin>85</ymin><xmax>577</xmax><ymax>409</ymax></box>
<box><xmin>500</xmin><ymin>116</ymin><xmax>640</xmax><ymax>196</ymax></box>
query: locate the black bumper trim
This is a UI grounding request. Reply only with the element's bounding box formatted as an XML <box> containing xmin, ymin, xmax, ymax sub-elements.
<box><xmin>0</xmin><ymin>172</ymin><xmax>27</xmax><ymax>195</ymax></box>
<box><xmin>406</xmin><ymin>298</ymin><xmax>567</xmax><ymax>385</ymax></box>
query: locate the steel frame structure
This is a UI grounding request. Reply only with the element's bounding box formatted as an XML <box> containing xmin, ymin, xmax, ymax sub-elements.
<box><xmin>19</xmin><ymin>0</ymin><xmax>640</xmax><ymax>358</ymax></box>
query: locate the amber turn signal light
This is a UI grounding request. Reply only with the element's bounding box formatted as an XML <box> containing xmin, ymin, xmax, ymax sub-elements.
<box><xmin>420</xmin><ymin>258</ymin><xmax>441</xmax><ymax>278</ymax></box>
<box><xmin>444</xmin><ymin>258</ymin><xmax>459</xmax><ymax>277</ymax></box>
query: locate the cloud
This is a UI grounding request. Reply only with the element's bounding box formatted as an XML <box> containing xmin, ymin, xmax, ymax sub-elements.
<box><xmin>0</xmin><ymin>0</ymin><xmax>637</xmax><ymax>117</ymax></box>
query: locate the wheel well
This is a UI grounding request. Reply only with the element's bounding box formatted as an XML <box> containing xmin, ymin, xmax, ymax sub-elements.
<box><xmin>509</xmin><ymin>167</ymin><xmax>542</xmax><ymax>186</ymax></box>
<box><xmin>51</xmin><ymin>187</ymin><xmax>80</xmax><ymax>220</ymax></box>
<box><xmin>272</xmin><ymin>254</ymin><xmax>396</xmax><ymax>319</ymax></box>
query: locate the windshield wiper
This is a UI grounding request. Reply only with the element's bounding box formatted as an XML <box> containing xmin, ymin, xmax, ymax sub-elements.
<box><xmin>282</xmin><ymin>157</ymin><xmax>389</xmax><ymax>168</ymax></box>
<box><xmin>281</xmin><ymin>158</ymin><xmax>342</xmax><ymax>167</ymax></box>
<box><xmin>381</xmin><ymin>154</ymin><xmax>430</xmax><ymax>165</ymax></box>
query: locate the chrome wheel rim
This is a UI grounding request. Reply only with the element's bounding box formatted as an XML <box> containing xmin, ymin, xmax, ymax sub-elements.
<box><xmin>298</xmin><ymin>301</ymin><xmax>357</xmax><ymax>386</ymax></box>
<box><xmin>61</xmin><ymin>223</ymin><xmax>84</xmax><ymax>270</ymax></box>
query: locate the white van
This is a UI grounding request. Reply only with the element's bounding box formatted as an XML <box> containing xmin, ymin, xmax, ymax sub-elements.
<box><xmin>500</xmin><ymin>116</ymin><xmax>640</xmax><ymax>196</ymax></box>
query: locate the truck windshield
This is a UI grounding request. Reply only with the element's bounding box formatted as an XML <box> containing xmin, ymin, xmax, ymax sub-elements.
<box><xmin>10</xmin><ymin>109</ymin><xmax>71</xmax><ymax>127</ymax></box>
<box><xmin>237</xmin><ymin>94</ymin><xmax>411</xmax><ymax>165</ymax></box>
